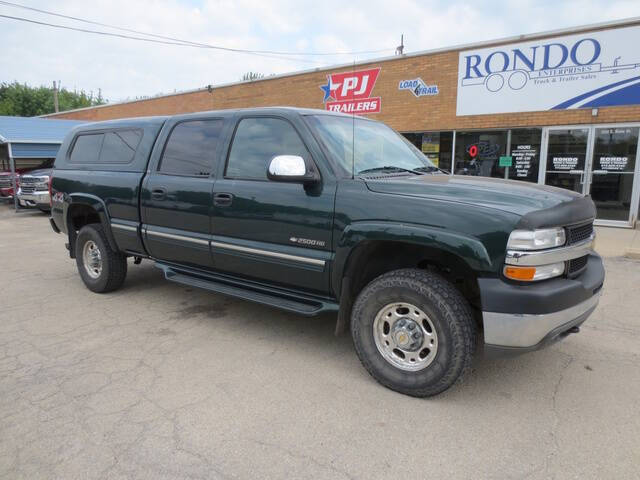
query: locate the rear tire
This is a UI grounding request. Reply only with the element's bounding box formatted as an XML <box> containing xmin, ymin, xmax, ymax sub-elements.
<box><xmin>351</xmin><ymin>268</ymin><xmax>476</xmax><ymax>397</ymax></box>
<box><xmin>75</xmin><ymin>224</ymin><xmax>127</xmax><ymax>293</ymax></box>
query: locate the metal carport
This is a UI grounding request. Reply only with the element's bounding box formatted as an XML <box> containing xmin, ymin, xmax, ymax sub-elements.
<box><xmin>0</xmin><ymin>116</ymin><xmax>84</xmax><ymax>210</ymax></box>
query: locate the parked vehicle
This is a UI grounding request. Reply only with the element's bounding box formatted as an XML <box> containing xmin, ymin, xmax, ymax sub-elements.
<box><xmin>49</xmin><ymin>108</ymin><xmax>604</xmax><ymax>397</ymax></box>
<box><xmin>0</xmin><ymin>170</ymin><xmax>20</xmax><ymax>200</ymax></box>
<box><xmin>17</xmin><ymin>167</ymin><xmax>52</xmax><ymax>212</ymax></box>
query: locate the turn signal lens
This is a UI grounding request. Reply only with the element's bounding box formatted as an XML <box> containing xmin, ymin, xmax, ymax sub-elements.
<box><xmin>504</xmin><ymin>262</ymin><xmax>565</xmax><ymax>282</ymax></box>
<box><xmin>504</xmin><ymin>266</ymin><xmax>537</xmax><ymax>281</ymax></box>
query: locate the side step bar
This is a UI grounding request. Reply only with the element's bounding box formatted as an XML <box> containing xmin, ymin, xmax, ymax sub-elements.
<box><xmin>156</xmin><ymin>263</ymin><xmax>339</xmax><ymax>317</ymax></box>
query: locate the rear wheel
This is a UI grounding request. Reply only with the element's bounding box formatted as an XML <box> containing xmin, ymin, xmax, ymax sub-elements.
<box><xmin>351</xmin><ymin>268</ymin><xmax>476</xmax><ymax>397</ymax></box>
<box><xmin>75</xmin><ymin>224</ymin><xmax>127</xmax><ymax>293</ymax></box>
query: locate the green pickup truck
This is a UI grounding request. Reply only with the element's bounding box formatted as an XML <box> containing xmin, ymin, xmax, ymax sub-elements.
<box><xmin>50</xmin><ymin>107</ymin><xmax>604</xmax><ymax>397</ymax></box>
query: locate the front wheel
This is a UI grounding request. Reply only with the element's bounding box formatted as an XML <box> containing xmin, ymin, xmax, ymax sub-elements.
<box><xmin>351</xmin><ymin>268</ymin><xmax>476</xmax><ymax>397</ymax></box>
<box><xmin>75</xmin><ymin>224</ymin><xmax>127</xmax><ymax>293</ymax></box>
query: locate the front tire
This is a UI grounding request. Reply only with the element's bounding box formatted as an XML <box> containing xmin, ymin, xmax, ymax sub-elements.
<box><xmin>351</xmin><ymin>268</ymin><xmax>476</xmax><ymax>397</ymax></box>
<box><xmin>75</xmin><ymin>224</ymin><xmax>127</xmax><ymax>293</ymax></box>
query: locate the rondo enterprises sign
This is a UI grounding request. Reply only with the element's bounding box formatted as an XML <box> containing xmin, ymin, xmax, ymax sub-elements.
<box><xmin>456</xmin><ymin>25</ymin><xmax>640</xmax><ymax>115</ymax></box>
<box><xmin>320</xmin><ymin>67</ymin><xmax>381</xmax><ymax>114</ymax></box>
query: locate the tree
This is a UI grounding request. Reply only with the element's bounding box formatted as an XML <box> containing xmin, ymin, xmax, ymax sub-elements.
<box><xmin>241</xmin><ymin>72</ymin><xmax>265</xmax><ymax>81</ymax></box>
<box><xmin>0</xmin><ymin>81</ymin><xmax>106</xmax><ymax>117</ymax></box>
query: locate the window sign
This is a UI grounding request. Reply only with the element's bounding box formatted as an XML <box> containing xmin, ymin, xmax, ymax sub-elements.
<box><xmin>512</xmin><ymin>147</ymin><xmax>534</xmax><ymax>177</ymax></box>
<box><xmin>552</xmin><ymin>157</ymin><xmax>581</xmax><ymax>170</ymax></box>
<box><xmin>599</xmin><ymin>156</ymin><xmax>628</xmax><ymax>171</ymax></box>
<box><xmin>421</xmin><ymin>133</ymin><xmax>440</xmax><ymax>153</ymax></box>
<box><xmin>499</xmin><ymin>155</ymin><xmax>513</xmax><ymax>167</ymax></box>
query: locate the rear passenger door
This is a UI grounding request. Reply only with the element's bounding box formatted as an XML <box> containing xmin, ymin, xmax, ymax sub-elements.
<box><xmin>141</xmin><ymin>118</ymin><xmax>226</xmax><ymax>269</ymax></box>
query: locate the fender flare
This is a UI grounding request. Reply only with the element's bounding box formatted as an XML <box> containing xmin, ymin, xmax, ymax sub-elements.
<box><xmin>64</xmin><ymin>193</ymin><xmax>119</xmax><ymax>255</ymax></box>
<box><xmin>332</xmin><ymin>221</ymin><xmax>494</xmax><ymax>296</ymax></box>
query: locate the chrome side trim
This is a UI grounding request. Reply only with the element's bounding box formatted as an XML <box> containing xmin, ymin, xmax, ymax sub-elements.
<box><xmin>111</xmin><ymin>223</ymin><xmax>138</xmax><ymax>233</ymax></box>
<box><xmin>505</xmin><ymin>237</ymin><xmax>594</xmax><ymax>266</ymax></box>
<box><xmin>483</xmin><ymin>292</ymin><xmax>601</xmax><ymax>348</ymax></box>
<box><xmin>146</xmin><ymin>229</ymin><xmax>209</xmax><ymax>246</ymax></box>
<box><xmin>210</xmin><ymin>241</ymin><xmax>325</xmax><ymax>267</ymax></box>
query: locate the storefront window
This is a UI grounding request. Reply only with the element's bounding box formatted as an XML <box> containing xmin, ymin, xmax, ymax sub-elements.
<box><xmin>508</xmin><ymin>129</ymin><xmax>541</xmax><ymax>183</ymax></box>
<box><xmin>402</xmin><ymin>131</ymin><xmax>453</xmax><ymax>172</ymax></box>
<box><xmin>454</xmin><ymin>130</ymin><xmax>507</xmax><ymax>177</ymax></box>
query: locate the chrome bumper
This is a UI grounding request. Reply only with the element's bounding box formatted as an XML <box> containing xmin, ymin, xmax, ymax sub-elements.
<box><xmin>17</xmin><ymin>191</ymin><xmax>50</xmax><ymax>207</ymax></box>
<box><xmin>483</xmin><ymin>292</ymin><xmax>601</xmax><ymax>349</ymax></box>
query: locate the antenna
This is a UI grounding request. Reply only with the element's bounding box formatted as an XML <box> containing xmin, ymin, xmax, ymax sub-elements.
<box><xmin>352</xmin><ymin>59</ymin><xmax>356</xmax><ymax>180</ymax></box>
<box><xmin>395</xmin><ymin>34</ymin><xmax>404</xmax><ymax>55</ymax></box>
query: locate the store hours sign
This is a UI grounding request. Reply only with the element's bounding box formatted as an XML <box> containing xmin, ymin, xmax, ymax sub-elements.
<box><xmin>456</xmin><ymin>25</ymin><xmax>640</xmax><ymax>115</ymax></box>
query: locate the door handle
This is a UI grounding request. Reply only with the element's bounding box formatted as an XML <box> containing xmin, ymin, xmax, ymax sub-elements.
<box><xmin>213</xmin><ymin>192</ymin><xmax>233</xmax><ymax>206</ymax></box>
<box><xmin>592</xmin><ymin>170</ymin><xmax>608</xmax><ymax>175</ymax></box>
<box><xmin>569</xmin><ymin>170</ymin><xmax>585</xmax><ymax>185</ymax></box>
<box><xmin>151</xmin><ymin>187</ymin><xmax>167</xmax><ymax>200</ymax></box>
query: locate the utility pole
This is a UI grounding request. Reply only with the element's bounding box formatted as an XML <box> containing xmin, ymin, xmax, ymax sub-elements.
<box><xmin>395</xmin><ymin>34</ymin><xmax>404</xmax><ymax>55</ymax></box>
<box><xmin>53</xmin><ymin>80</ymin><xmax>60</xmax><ymax>113</ymax></box>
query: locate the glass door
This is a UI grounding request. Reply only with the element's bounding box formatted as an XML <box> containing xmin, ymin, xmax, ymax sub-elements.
<box><xmin>544</xmin><ymin>128</ymin><xmax>590</xmax><ymax>194</ymax></box>
<box><xmin>587</xmin><ymin>127</ymin><xmax>639</xmax><ymax>225</ymax></box>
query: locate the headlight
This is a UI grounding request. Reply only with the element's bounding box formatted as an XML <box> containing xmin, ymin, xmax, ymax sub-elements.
<box><xmin>504</xmin><ymin>262</ymin><xmax>565</xmax><ymax>282</ymax></box>
<box><xmin>507</xmin><ymin>228</ymin><xmax>566</xmax><ymax>250</ymax></box>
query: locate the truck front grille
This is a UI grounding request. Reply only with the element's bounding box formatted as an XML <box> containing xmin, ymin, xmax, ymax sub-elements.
<box><xmin>0</xmin><ymin>176</ymin><xmax>13</xmax><ymax>188</ymax></box>
<box><xmin>20</xmin><ymin>185</ymin><xmax>36</xmax><ymax>193</ymax></box>
<box><xmin>566</xmin><ymin>222</ymin><xmax>593</xmax><ymax>245</ymax></box>
<box><xmin>567</xmin><ymin>255</ymin><xmax>588</xmax><ymax>276</ymax></box>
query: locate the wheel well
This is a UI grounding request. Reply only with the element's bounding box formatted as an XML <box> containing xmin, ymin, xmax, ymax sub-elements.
<box><xmin>66</xmin><ymin>204</ymin><xmax>101</xmax><ymax>258</ymax></box>
<box><xmin>343</xmin><ymin>240</ymin><xmax>482</xmax><ymax>312</ymax></box>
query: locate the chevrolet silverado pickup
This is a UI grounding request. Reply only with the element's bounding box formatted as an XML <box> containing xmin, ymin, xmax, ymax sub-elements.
<box><xmin>17</xmin><ymin>167</ymin><xmax>52</xmax><ymax>212</ymax></box>
<box><xmin>49</xmin><ymin>108</ymin><xmax>604</xmax><ymax>397</ymax></box>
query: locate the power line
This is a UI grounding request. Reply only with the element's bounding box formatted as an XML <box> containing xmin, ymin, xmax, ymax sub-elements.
<box><xmin>0</xmin><ymin>0</ymin><xmax>392</xmax><ymax>57</ymax></box>
<box><xmin>0</xmin><ymin>14</ymin><xmax>321</xmax><ymax>64</ymax></box>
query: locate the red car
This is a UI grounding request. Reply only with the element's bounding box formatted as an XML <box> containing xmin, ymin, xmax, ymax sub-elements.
<box><xmin>0</xmin><ymin>169</ymin><xmax>22</xmax><ymax>200</ymax></box>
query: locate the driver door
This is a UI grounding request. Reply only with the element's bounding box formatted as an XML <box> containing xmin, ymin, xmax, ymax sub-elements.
<box><xmin>210</xmin><ymin>115</ymin><xmax>336</xmax><ymax>295</ymax></box>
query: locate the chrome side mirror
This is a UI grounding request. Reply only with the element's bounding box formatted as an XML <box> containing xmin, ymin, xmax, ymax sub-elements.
<box><xmin>267</xmin><ymin>155</ymin><xmax>319</xmax><ymax>184</ymax></box>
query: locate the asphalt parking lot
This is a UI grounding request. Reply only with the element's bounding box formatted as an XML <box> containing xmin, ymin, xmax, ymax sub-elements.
<box><xmin>1</xmin><ymin>206</ymin><xmax>639</xmax><ymax>480</ymax></box>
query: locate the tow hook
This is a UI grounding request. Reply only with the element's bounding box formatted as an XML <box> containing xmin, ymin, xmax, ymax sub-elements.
<box><xmin>134</xmin><ymin>256</ymin><xmax>142</xmax><ymax>265</ymax></box>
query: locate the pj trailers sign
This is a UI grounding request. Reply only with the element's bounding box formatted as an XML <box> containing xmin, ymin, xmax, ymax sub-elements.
<box><xmin>456</xmin><ymin>25</ymin><xmax>640</xmax><ymax>115</ymax></box>
<box><xmin>320</xmin><ymin>68</ymin><xmax>381</xmax><ymax>114</ymax></box>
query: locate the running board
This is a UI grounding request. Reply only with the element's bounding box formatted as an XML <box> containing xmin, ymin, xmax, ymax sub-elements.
<box><xmin>156</xmin><ymin>263</ymin><xmax>338</xmax><ymax>317</ymax></box>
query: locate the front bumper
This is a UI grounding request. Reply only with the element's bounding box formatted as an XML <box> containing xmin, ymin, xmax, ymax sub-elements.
<box><xmin>480</xmin><ymin>253</ymin><xmax>604</xmax><ymax>354</ymax></box>
<box><xmin>17</xmin><ymin>191</ymin><xmax>50</xmax><ymax>208</ymax></box>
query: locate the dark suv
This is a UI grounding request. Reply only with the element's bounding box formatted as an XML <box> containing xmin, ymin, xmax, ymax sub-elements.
<box><xmin>49</xmin><ymin>108</ymin><xmax>604</xmax><ymax>396</ymax></box>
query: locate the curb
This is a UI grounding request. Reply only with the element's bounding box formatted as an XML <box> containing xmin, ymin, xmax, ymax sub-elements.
<box><xmin>624</xmin><ymin>248</ymin><xmax>640</xmax><ymax>260</ymax></box>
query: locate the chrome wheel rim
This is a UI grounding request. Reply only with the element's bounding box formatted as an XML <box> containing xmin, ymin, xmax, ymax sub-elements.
<box><xmin>82</xmin><ymin>240</ymin><xmax>102</xmax><ymax>279</ymax></box>
<box><xmin>373</xmin><ymin>302</ymin><xmax>438</xmax><ymax>371</ymax></box>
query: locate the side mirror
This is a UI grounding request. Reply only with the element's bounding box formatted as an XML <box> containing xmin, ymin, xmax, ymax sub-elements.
<box><xmin>267</xmin><ymin>155</ymin><xmax>319</xmax><ymax>184</ymax></box>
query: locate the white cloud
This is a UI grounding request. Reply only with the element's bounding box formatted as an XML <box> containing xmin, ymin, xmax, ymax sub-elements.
<box><xmin>1</xmin><ymin>0</ymin><xmax>638</xmax><ymax>102</ymax></box>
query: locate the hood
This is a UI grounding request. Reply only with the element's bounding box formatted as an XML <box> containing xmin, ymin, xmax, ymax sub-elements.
<box><xmin>20</xmin><ymin>168</ymin><xmax>52</xmax><ymax>177</ymax></box>
<box><xmin>364</xmin><ymin>174</ymin><xmax>582</xmax><ymax>217</ymax></box>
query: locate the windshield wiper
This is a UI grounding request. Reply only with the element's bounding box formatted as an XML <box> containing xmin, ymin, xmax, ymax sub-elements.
<box><xmin>358</xmin><ymin>166</ymin><xmax>426</xmax><ymax>176</ymax></box>
<box><xmin>413</xmin><ymin>166</ymin><xmax>441</xmax><ymax>173</ymax></box>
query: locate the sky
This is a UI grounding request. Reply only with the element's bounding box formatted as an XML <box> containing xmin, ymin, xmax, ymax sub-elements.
<box><xmin>1</xmin><ymin>0</ymin><xmax>640</xmax><ymax>103</ymax></box>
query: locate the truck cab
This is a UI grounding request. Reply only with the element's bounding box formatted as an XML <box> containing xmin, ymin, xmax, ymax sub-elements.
<box><xmin>50</xmin><ymin>107</ymin><xmax>604</xmax><ymax>397</ymax></box>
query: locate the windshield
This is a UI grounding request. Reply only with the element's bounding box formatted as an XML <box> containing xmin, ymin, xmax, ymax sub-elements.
<box><xmin>306</xmin><ymin>115</ymin><xmax>439</xmax><ymax>176</ymax></box>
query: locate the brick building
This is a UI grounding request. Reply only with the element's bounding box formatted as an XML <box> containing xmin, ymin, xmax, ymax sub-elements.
<box><xmin>47</xmin><ymin>17</ymin><xmax>640</xmax><ymax>227</ymax></box>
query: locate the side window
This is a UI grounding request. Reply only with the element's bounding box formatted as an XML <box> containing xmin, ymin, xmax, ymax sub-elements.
<box><xmin>100</xmin><ymin>130</ymin><xmax>142</xmax><ymax>163</ymax></box>
<box><xmin>159</xmin><ymin>119</ymin><xmax>223</xmax><ymax>176</ymax></box>
<box><xmin>226</xmin><ymin>117</ymin><xmax>308</xmax><ymax>180</ymax></box>
<box><xmin>69</xmin><ymin>134</ymin><xmax>103</xmax><ymax>163</ymax></box>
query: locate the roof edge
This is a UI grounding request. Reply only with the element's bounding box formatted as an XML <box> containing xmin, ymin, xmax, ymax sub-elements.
<box><xmin>40</xmin><ymin>15</ymin><xmax>640</xmax><ymax>118</ymax></box>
